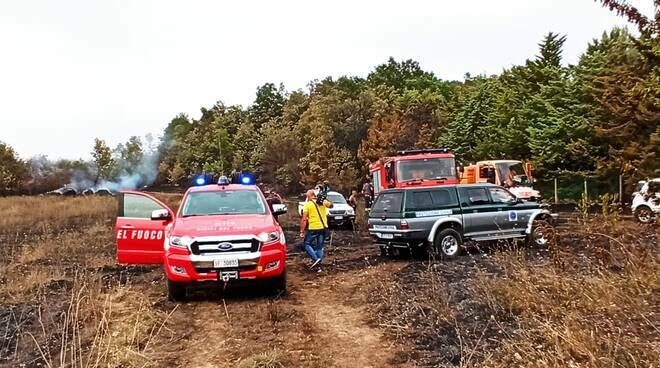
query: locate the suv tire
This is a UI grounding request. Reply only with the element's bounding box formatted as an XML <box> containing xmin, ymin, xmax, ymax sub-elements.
<box><xmin>167</xmin><ymin>280</ymin><xmax>186</xmax><ymax>302</ymax></box>
<box><xmin>527</xmin><ymin>219</ymin><xmax>554</xmax><ymax>247</ymax></box>
<box><xmin>271</xmin><ymin>269</ymin><xmax>287</xmax><ymax>295</ymax></box>
<box><xmin>634</xmin><ymin>206</ymin><xmax>654</xmax><ymax>224</ymax></box>
<box><xmin>434</xmin><ymin>228</ymin><xmax>463</xmax><ymax>259</ymax></box>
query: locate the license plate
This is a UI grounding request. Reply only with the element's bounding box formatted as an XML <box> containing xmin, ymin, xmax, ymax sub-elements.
<box><xmin>374</xmin><ymin>225</ymin><xmax>396</xmax><ymax>230</ymax></box>
<box><xmin>213</xmin><ymin>258</ymin><xmax>239</xmax><ymax>268</ymax></box>
<box><xmin>380</xmin><ymin>233</ymin><xmax>394</xmax><ymax>239</ymax></box>
<box><xmin>334</xmin><ymin>216</ymin><xmax>343</xmax><ymax>220</ymax></box>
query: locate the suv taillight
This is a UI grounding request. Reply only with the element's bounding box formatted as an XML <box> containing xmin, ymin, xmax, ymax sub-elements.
<box><xmin>400</xmin><ymin>220</ymin><xmax>409</xmax><ymax>230</ymax></box>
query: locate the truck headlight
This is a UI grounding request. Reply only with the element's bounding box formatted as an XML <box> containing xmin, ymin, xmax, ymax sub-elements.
<box><xmin>170</xmin><ymin>236</ymin><xmax>192</xmax><ymax>249</ymax></box>
<box><xmin>346</xmin><ymin>208</ymin><xmax>355</xmax><ymax>215</ymax></box>
<box><xmin>258</xmin><ymin>231</ymin><xmax>279</xmax><ymax>244</ymax></box>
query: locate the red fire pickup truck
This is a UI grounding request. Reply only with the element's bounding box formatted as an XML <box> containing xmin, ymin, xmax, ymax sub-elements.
<box><xmin>115</xmin><ymin>177</ymin><xmax>288</xmax><ymax>301</ymax></box>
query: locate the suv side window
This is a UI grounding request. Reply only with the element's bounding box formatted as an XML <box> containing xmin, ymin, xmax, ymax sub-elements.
<box><xmin>459</xmin><ymin>187</ymin><xmax>491</xmax><ymax>206</ymax></box>
<box><xmin>406</xmin><ymin>191</ymin><xmax>433</xmax><ymax>211</ymax></box>
<box><xmin>489</xmin><ymin>187</ymin><xmax>516</xmax><ymax>204</ymax></box>
<box><xmin>372</xmin><ymin>192</ymin><xmax>403</xmax><ymax>213</ymax></box>
<box><xmin>430</xmin><ymin>188</ymin><xmax>458</xmax><ymax>207</ymax></box>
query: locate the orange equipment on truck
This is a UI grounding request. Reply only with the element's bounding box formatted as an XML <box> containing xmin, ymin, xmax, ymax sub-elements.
<box><xmin>460</xmin><ymin>160</ymin><xmax>541</xmax><ymax>201</ymax></box>
<box><xmin>369</xmin><ymin>149</ymin><xmax>459</xmax><ymax>195</ymax></box>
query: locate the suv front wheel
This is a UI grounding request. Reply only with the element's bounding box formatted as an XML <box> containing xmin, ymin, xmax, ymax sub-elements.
<box><xmin>634</xmin><ymin>206</ymin><xmax>654</xmax><ymax>224</ymax></box>
<box><xmin>433</xmin><ymin>228</ymin><xmax>463</xmax><ymax>259</ymax></box>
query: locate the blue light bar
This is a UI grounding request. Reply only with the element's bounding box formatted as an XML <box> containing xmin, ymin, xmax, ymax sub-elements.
<box><xmin>239</xmin><ymin>172</ymin><xmax>255</xmax><ymax>185</ymax></box>
<box><xmin>194</xmin><ymin>176</ymin><xmax>207</xmax><ymax>186</ymax></box>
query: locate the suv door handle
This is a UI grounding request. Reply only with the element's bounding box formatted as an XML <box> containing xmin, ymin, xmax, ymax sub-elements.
<box><xmin>120</xmin><ymin>225</ymin><xmax>134</xmax><ymax>229</ymax></box>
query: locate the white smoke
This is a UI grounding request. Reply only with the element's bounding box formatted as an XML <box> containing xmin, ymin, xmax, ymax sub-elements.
<box><xmin>97</xmin><ymin>151</ymin><xmax>159</xmax><ymax>192</ymax></box>
<box><xmin>68</xmin><ymin>170</ymin><xmax>95</xmax><ymax>191</ymax></box>
<box><xmin>64</xmin><ymin>134</ymin><xmax>162</xmax><ymax>193</ymax></box>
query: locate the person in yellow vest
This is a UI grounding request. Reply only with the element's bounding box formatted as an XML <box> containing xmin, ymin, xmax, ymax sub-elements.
<box><xmin>299</xmin><ymin>189</ymin><xmax>333</xmax><ymax>271</ymax></box>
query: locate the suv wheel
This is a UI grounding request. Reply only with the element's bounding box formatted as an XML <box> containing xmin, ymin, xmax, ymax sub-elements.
<box><xmin>167</xmin><ymin>280</ymin><xmax>187</xmax><ymax>302</ymax></box>
<box><xmin>634</xmin><ymin>206</ymin><xmax>654</xmax><ymax>223</ymax></box>
<box><xmin>271</xmin><ymin>269</ymin><xmax>287</xmax><ymax>295</ymax></box>
<box><xmin>527</xmin><ymin>219</ymin><xmax>555</xmax><ymax>247</ymax></box>
<box><xmin>434</xmin><ymin>228</ymin><xmax>463</xmax><ymax>259</ymax></box>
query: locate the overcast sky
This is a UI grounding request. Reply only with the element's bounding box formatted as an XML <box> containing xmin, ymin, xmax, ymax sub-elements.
<box><xmin>0</xmin><ymin>0</ymin><xmax>654</xmax><ymax>160</ymax></box>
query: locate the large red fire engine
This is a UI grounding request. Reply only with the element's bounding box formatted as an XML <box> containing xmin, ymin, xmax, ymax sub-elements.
<box><xmin>115</xmin><ymin>174</ymin><xmax>288</xmax><ymax>301</ymax></box>
<box><xmin>369</xmin><ymin>149</ymin><xmax>459</xmax><ymax>195</ymax></box>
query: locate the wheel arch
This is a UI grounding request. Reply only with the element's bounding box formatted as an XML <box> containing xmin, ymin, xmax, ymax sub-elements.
<box><xmin>427</xmin><ymin>218</ymin><xmax>463</xmax><ymax>243</ymax></box>
<box><xmin>525</xmin><ymin>209</ymin><xmax>552</xmax><ymax>234</ymax></box>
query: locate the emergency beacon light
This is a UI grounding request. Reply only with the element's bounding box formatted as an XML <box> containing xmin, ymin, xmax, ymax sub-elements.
<box><xmin>192</xmin><ymin>173</ymin><xmax>214</xmax><ymax>186</ymax></box>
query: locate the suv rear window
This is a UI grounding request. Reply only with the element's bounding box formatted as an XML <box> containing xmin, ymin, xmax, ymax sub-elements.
<box><xmin>372</xmin><ymin>192</ymin><xmax>403</xmax><ymax>213</ymax></box>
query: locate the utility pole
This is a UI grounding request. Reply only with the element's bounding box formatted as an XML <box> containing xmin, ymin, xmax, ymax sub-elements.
<box><xmin>584</xmin><ymin>178</ymin><xmax>588</xmax><ymax>200</ymax></box>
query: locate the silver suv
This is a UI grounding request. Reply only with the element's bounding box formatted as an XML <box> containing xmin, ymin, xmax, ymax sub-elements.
<box><xmin>368</xmin><ymin>184</ymin><xmax>557</xmax><ymax>258</ymax></box>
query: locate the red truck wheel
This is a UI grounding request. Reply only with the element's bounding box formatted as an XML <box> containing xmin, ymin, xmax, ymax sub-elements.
<box><xmin>167</xmin><ymin>280</ymin><xmax>187</xmax><ymax>302</ymax></box>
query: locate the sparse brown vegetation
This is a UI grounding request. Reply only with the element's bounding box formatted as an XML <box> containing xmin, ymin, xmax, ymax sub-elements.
<box><xmin>1</xmin><ymin>195</ymin><xmax>657</xmax><ymax>367</ymax></box>
<box><xmin>0</xmin><ymin>196</ymin><xmax>176</xmax><ymax>367</ymax></box>
<box><xmin>370</xmin><ymin>210</ymin><xmax>659</xmax><ymax>367</ymax></box>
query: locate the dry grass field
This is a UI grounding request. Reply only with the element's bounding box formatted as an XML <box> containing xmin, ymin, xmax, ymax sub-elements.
<box><xmin>0</xmin><ymin>194</ymin><xmax>657</xmax><ymax>367</ymax></box>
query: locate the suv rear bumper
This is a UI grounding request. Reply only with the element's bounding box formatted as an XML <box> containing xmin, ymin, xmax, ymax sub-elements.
<box><xmin>368</xmin><ymin>228</ymin><xmax>426</xmax><ymax>248</ymax></box>
<box><xmin>163</xmin><ymin>245</ymin><xmax>286</xmax><ymax>283</ymax></box>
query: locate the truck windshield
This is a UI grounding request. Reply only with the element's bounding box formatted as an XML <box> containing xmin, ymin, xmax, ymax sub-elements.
<box><xmin>327</xmin><ymin>193</ymin><xmax>347</xmax><ymax>204</ymax></box>
<box><xmin>182</xmin><ymin>190</ymin><xmax>266</xmax><ymax>216</ymax></box>
<box><xmin>495</xmin><ymin>162</ymin><xmax>530</xmax><ymax>186</ymax></box>
<box><xmin>397</xmin><ymin>158</ymin><xmax>456</xmax><ymax>182</ymax></box>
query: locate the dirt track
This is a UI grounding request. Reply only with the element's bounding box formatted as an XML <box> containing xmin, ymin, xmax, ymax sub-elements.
<box><xmin>104</xmin><ymin>223</ymin><xmax>413</xmax><ymax>368</ymax></box>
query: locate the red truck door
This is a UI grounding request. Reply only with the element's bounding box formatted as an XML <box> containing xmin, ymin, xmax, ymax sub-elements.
<box><xmin>115</xmin><ymin>191</ymin><xmax>174</xmax><ymax>264</ymax></box>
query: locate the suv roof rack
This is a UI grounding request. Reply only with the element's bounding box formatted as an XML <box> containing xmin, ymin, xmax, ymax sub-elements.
<box><xmin>395</xmin><ymin>148</ymin><xmax>450</xmax><ymax>156</ymax></box>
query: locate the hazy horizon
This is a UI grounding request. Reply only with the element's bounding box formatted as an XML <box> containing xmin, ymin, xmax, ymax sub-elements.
<box><xmin>1</xmin><ymin>0</ymin><xmax>655</xmax><ymax>161</ymax></box>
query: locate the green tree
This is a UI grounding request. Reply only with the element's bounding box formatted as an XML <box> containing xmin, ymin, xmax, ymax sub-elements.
<box><xmin>253</xmin><ymin>120</ymin><xmax>304</xmax><ymax>192</ymax></box>
<box><xmin>0</xmin><ymin>142</ymin><xmax>27</xmax><ymax>194</ymax></box>
<box><xmin>299</xmin><ymin>124</ymin><xmax>358</xmax><ymax>193</ymax></box>
<box><xmin>367</xmin><ymin>57</ymin><xmax>438</xmax><ymax>91</ymax></box>
<box><xmin>249</xmin><ymin>83</ymin><xmax>286</xmax><ymax>128</ymax></box>
<box><xmin>116</xmin><ymin>136</ymin><xmax>144</xmax><ymax>175</ymax></box>
<box><xmin>574</xmin><ymin>28</ymin><xmax>660</xmax><ymax>180</ymax></box>
<box><xmin>440</xmin><ymin>77</ymin><xmax>498</xmax><ymax>163</ymax></box>
<box><xmin>91</xmin><ymin>138</ymin><xmax>116</xmax><ymax>182</ymax></box>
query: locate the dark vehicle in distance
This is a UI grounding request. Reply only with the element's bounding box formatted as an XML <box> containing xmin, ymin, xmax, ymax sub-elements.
<box><xmin>368</xmin><ymin>184</ymin><xmax>557</xmax><ymax>258</ymax></box>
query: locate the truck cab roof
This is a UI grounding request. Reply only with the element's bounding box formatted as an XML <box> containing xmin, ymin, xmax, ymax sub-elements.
<box><xmin>186</xmin><ymin>184</ymin><xmax>257</xmax><ymax>193</ymax></box>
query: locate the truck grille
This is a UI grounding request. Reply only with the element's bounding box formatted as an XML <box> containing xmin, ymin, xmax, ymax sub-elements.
<box><xmin>190</xmin><ymin>238</ymin><xmax>260</xmax><ymax>255</ymax></box>
<box><xmin>329</xmin><ymin>210</ymin><xmax>346</xmax><ymax>215</ymax></box>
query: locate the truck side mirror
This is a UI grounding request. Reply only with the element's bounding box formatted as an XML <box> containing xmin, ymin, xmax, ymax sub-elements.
<box><xmin>151</xmin><ymin>209</ymin><xmax>172</xmax><ymax>221</ymax></box>
<box><xmin>272</xmin><ymin>204</ymin><xmax>288</xmax><ymax>216</ymax></box>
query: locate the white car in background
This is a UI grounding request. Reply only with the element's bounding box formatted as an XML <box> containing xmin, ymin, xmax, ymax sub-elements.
<box><xmin>298</xmin><ymin>191</ymin><xmax>356</xmax><ymax>228</ymax></box>
<box><xmin>632</xmin><ymin>178</ymin><xmax>660</xmax><ymax>223</ymax></box>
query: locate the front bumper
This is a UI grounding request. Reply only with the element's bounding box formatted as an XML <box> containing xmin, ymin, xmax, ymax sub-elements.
<box><xmin>163</xmin><ymin>244</ymin><xmax>286</xmax><ymax>283</ymax></box>
<box><xmin>327</xmin><ymin>214</ymin><xmax>356</xmax><ymax>226</ymax></box>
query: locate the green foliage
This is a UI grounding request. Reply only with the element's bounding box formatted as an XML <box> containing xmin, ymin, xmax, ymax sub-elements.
<box><xmin>0</xmin><ymin>142</ymin><xmax>27</xmax><ymax>194</ymax></box>
<box><xmin>114</xmin><ymin>136</ymin><xmax>144</xmax><ymax>176</ymax></box>
<box><xmin>91</xmin><ymin>138</ymin><xmax>116</xmax><ymax>182</ymax></box>
<box><xmin>145</xmin><ymin>26</ymin><xmax>658</xmax><ymax>194</ymax></box>
<box><xmin>249</xmin><ymin>83</ymin><xmax>286</xmax><ymax>128</ymax></box>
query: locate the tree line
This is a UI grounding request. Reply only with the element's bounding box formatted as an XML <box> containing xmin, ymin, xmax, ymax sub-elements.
<box><xmin>1</xmin><ymin>2</ymin><xmax>658</xmax><ymax>196</ymax></box>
